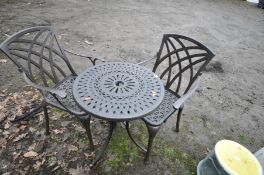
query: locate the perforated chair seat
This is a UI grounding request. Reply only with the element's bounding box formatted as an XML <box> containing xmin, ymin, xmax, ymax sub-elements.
<box><xmin>143</xmin><ymin>89</ymin><xmax>179</xmax><ymax>126</ymax></box>
<box><xmin>44</xmin><ymin>76</ymin><xmax>86</xmax><ymax>115</ymax></box>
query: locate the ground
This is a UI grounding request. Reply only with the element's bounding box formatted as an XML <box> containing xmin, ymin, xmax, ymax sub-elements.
<box><xmin>0</xmin><ymin>0</ymin><xmax>264</xmax><ymax>174</ymax></box>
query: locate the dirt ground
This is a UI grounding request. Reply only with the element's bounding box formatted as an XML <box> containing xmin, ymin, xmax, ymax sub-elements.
<box><xmin>0</xmin><ymin>0</ymin><xmax>264</xmax><ymax>174</ymax></box>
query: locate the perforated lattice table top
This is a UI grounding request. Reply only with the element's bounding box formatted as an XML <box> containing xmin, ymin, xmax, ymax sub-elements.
<box><xmin>73</xmin><ymin>62</ymin><xmax>165</xmax><ymax>121</ymax></box>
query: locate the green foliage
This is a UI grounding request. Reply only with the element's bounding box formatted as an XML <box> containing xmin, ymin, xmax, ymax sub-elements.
<box><xmin>47</xmin><ymin>156</ymin><xmax>57</xmax><ymax>167</ymax></box>
<box><xmin>54</xmin><ymin>134</ymin><xmax>63</xmax><ymax>143</ymax></box>
<box><xmin>239</xmin><ymin>133</ymin><xmax>255</xmax><ymax>145</ymax></box>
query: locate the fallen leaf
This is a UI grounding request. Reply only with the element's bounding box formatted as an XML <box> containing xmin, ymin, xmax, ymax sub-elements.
<box><xmin>84</xmin><ymin>152</ymin><xmax>95</xmax><ymax>158</ymax></box>
<box><xmin>52</xmin><ymin>165</ymin><xmax>60</xmax><ymax>172</ymax></box>
<box><xmin>4</xmin><ymin>33</ymin><xmax>10</xmax><ymax>37</ymax></box>
<box><xmin>62</xmin><ymin>132</ymin><xmax>70</xmax><ymax>142</ymax></box>
<box><xmin>68</xmin><ymin>145</ymin><xmax>78</xmax><ymax>152</ymax></box>
<box><xmin>84</xmin><ymin>39</ymin><xmax>93</xmax><ymax>45</ymax></box>
<box><xmin>13</xmin><ymin>151</ymin><xmax>22</xmax><ymax>160</ymax></box>
<box><xmin>3</xmin><ymin>130</ymin><xmax>10</xmax><ymax>137</ymax></box>
<box><xmin>0</xmin><ymin>113</ymin><xmax>6</xmax><ymax>121</ymax></box>
<box><xmin>69</xmin><ymin>165</ymin><xmax>90</xmax><ymax>175</ymax></box>
<box><xmin>61</xmin><ymin>121</ymin><xmax>71</xmax><ymax>127</ymax></box>
<box><xmin>24</xmin><ymin>151</ymin><xmax>38</xmax><ymax>157</ymax></box>
<box><xmin>75</xmin><ymin>126</ymin><xmax>85</xmax><ymax>133</ymax></box>
<box><xmin>13</xmin><ymin>133</ymin><xmax>28</xmax><ymax>142</ymax></box>
<box><xmin>53</xmin><ymin>129</ymin><xmax>64</xmax><ymax>134</ymax></box>
<box><xmin>33</xmin><ymin>161</ymin><xmax>42</xmax><ymax>171</ymax></box>
<box><xmin>29</xmin><ymin>127</ymin><xmax>37</xmax><ymax>133</ymax></box>
<box><xmin>4</xmin><ymin>122</ymin><xmax>11</xmax><ymax>129</ymax></box>
<box><xmin>0</xmin><ymin>138</ymin><xmax>7</xmax><ymax>148</ymax></box>
<box><xmin>50</xmin><ymin>114</ymin><xmax>60</xmax><ymax>121</ymax></box>
<box><xmin>28</xmin><ymin>143</ymin><xmax>36</xmax><ymax>151</ymax></box>
<box><xmin>7</xmin><ymin>132</ymin><xmax>17</xmax><ymax>141</ymax></box>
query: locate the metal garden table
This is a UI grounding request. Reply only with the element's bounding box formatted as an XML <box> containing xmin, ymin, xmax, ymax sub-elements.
<box><xmin>72</xmin><ymin>62</ymin><xmax>165</xmax><ymax>166</ymax></box>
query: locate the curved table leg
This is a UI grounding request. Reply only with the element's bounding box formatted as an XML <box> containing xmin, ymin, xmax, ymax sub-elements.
<box><xmin>145</xmin><ymin>124</ymin><xmax>160</xmax><ymax>162</ymax></box>
<box><xmin>125</xmin><ymin>121</ymin><xmax>147</xmax><ymax>153</ymax></box>
<box><xmin>79</xmin><ymin>115</ymin><xmax>94</xmax><ymax>150</ymax></box>
<box><xmin>90</xmin><ymin>121</ymin><xmax>116</xmax><ymax>167</ymax></box>
<box><xmin>126</xmin><ymin>121</ymin><xmax>160</xmax><ymax>162</ymax></box>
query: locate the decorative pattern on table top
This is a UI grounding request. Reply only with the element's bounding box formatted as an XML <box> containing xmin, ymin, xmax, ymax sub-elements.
<box><xmin>73</xmin><ymin>62</ymin><xmax>165</xmax><ymax>120</ymax></box>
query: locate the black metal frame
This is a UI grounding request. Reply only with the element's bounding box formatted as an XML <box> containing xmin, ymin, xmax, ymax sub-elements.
<box><xmin>1</xmin><ymin>29</ymin><xmax>215</xmax><ymax>166</ymax></box>
<box><xmin>259</xmin><ymin>0</ymin><xmax>264</xmax><ymax>8</ymax></box>
<box><xmin>127</xmin><ymin>34</ymin><xmax>215</xmax><ymax>161</ymax></box>
<box><xmin>0</xmin><ymin>26</ymin><xmax>107</xmax><ymax>166</ymax></box>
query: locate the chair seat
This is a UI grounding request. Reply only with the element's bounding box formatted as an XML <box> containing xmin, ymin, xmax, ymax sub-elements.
<box><xmin>143</xmin><ymin>89</ymin><xmax>179</xmax><ymax>126</ymax></box>
<box><xmin>44</xmin><ymin>76</ymin><xmax>86</xmax><ymax>115</ymax></box>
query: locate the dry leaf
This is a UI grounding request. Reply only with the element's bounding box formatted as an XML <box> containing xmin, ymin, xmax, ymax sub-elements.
<box><xmin>28</xmin><ymin>143</ymin><xmax>36</xmax><ymax>151</ymax></box>
<box><xmin>84</xmin><ymin>39</ymin><xmax>93</xmax><ymax>45</ymax></box>
<box><xmin>69</xmin><ymin>165</ymin><xmax>90</xmax><ymax>175</ymax></box>
<box><xmin>13</xmin><ymin>133</ymin><xmax>28</xmax><ymax>142</ymax></box>
<box><xmin>4</xmin><ymin>122</ymin><xmax>11</xmax><ymax>129</ymax></box>
<box><xmin>7</xmin><ymin>132</ymin><xmax>17</xmax><ymax>141</ymax></box>
<box><xmin>53</xmin><ymin>129</ymin><xmax>64</xmax><ymax>134</ymax></box>
<box><xmin>0</xmin><ymin>59</ymin><xmax>7</xmax><ymax>63</ymax></box>
<box><xmin>2</xmin><ymin>172</ymin><xmax>11</xmax><ymax>175</ymax></box>
<box><xmin>52</xmin><ymin>165</ymin><xmax>60</xmax><ymax>172</ymax></box>
<box><xmin>29</xmin><ymin>127</ymin><xmax>37</xmax><ymax>133</ymax></box>
<box><xmin>13</xmin><ymin>151</ymin><xmax>22</xmax><ymax>160</ymax></box>
<box><xmin>84</xmin><ymin>152</ymin><xmax>95</xmax><ymax>158</ymax></box>
<box><xmin>75</xmin><ymin>126</ymin><xmax>85</xmax><ymax>133</ymax></box>
<box><xmin>33</xmin><ymin>161</ymin><xmax>42</xmax><ymax>171</ymax></box>
<box><xmin>0</xmin><ymin>138</ymin><xmax>7</xmax><ymax>148</ymax></box>
<box><xmin>3</xmin><ymin>130</ymin><xmax>10</xmax><ymax>137</ymax></box>
<box><xmin>24</xmin><ymin>151</ymin><xmax>38</xmax><ymax>157</ymax></box>
<box><xmin>68</xmin><ymin>145</ymin><xmax>78</xmax><ymax>152</ymax></box>
<box><xmin>63</xmin><ymin>132</ymin><xmax>71</xmax><ymax>142</ymax></box>
<box><xmin>0</xmin><ymin>113</ymin><xmax>5</xmax><ymax>121</ymax></box>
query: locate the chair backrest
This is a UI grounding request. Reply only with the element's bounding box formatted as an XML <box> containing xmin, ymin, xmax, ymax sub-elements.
<box><xmin>152</xmin><ymin>34</ymin><xmax>214</xmax><ymax>96</ymax></box>
<box><xmin>0</xmin><ymin>26</ymin><xmax>77</xmax><ymax>87</ymax></box>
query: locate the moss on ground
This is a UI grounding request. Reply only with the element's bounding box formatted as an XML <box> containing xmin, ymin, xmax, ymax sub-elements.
<box><xmin>106</xmin><ymin>125</ymin><xmax>141</xmax><ymax>169</ymax></box>
<box><xmin>104</xmin><ymin>122</ymin><xmax>199</xmax><ymax>174</ymax></box>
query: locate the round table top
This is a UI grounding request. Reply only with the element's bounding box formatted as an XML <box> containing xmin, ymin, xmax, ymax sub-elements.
<box><xmin>73</xmin><ymin>62</ymin><xmax>165</xmax><ymax>121</ymax></box>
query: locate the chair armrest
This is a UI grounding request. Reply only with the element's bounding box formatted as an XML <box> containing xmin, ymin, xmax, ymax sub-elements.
<box><xmin>22</xmin><ymin>72</ymin><xmax>67</xmax><ymax>98</ymax></box>
<box><xmin>64</xmin><ymin>49</ymin><xmax>106</xmax><ymax>65</ymax></box>
<box><xmin>173</xmin><ymin>79</ymin><xmax>200</xmax><ymax>109</ymax></box>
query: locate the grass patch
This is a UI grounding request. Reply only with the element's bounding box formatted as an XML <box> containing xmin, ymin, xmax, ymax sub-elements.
<box><xmin>155</xmin><ymin>138</ymin><xmax>198</xmax><ymax>174</ymax></box>
<box><xmin>53</xmin><ymin>134</ymin><xmax>63</xmax><ymax>143</ymax></box>
<box><xmin>47</xmin><ymin>156</ymin><xmax>57</xmax><ymax>167</ymax></box>
<box><xmin>103</xmin><ymin>121</ymin><xmax>198</xmax><ymax>174</ymax></box>
<box><xmin>239</xmin><ymin>133</ymin><xmax>255</xmax><ymax>145</ymax></box>
<box><xmin>106</xmin><ymin>125</ymin><xmax>141</xmax><ymax>169</ymax></box>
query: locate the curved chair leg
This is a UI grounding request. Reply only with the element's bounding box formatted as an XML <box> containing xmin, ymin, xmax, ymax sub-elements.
<box><xmin>43</xmin><ymin>105</ymin><xmax>50</xmax><ymax>135</ymax></box>
<box><xmin>145</xmin><ymin>124</ymin><xmax>160</xmax><ymax>162</ymax></box>
<box><xmin>125</xmin><ymin>121</ymin><xmax>147</xmax><ymax>152</ymax></box>
<box><xmin>90</xmin><ymin>121</ymin><xmax>116</xmax><ymax>167</ymax></box>
<box><xmin>79</xmin><ymin>116</ymin><xmax>94</xmax><ymax>150</ymax></box>
<box><xmin>176</xmin><ymin>106</ymin><xmax>184</xmax><ymax>132</ymax></box>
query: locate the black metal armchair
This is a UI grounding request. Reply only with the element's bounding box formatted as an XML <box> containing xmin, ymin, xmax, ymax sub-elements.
<box><xmin>0</xmin><ymin>26</ymin><xmax>104</xmax><ymax>149</ymax></box>
<box><xmin>126</xmin><ymin>34</ymin><xmax>215</xmax><ymax>161</ymax></box>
